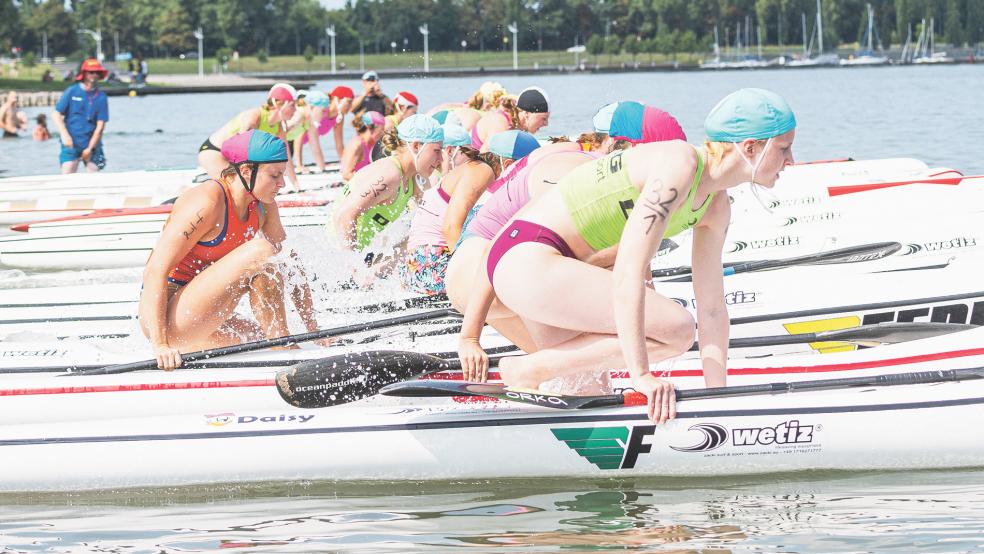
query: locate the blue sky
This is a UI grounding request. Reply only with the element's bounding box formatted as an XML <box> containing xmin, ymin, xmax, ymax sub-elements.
<box><xmin>321</xmin><ymin>0</ymin><xmax>347</xmax><ymax>10</ymax></box>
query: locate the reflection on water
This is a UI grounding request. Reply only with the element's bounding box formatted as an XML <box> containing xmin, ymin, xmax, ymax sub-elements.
<box><xmin>3</xmin><ymin>470</ymin><xmax>984</xmax><ymax>552</ymax></box>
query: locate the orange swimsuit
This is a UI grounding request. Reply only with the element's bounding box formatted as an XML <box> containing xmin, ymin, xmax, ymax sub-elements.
<box><xmin>167</xmin><ymin>180</ymin><xmax>260</xmax><ymax>285</ymax></box>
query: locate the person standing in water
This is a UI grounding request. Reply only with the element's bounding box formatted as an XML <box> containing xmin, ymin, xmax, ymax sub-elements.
<box><xmin>51</xmin><ymin>59</ymin><xmax>110</xmax><ymax>173</ymax></box>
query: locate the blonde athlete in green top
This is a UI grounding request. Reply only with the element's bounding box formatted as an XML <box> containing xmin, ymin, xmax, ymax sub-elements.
<box><xmin>332</xmin><ymin>115</ymin><xmax>444</xmax><ymax>279</ymax></box>
<box><xmin>457</xmin><ymin>88</ymin><xmax>797</xmax><ymax>425</ymax></box>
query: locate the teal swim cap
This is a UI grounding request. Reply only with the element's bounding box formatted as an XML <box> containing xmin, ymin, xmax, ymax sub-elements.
<box><xmin>704</xmin><ymin>88</ymin><xmax>795</xmax><ymax>142</ymax></box>
<box><xmin>305</xmin><ymin>90</ymin><xmax>329</xmax><ymax>108</ymax></box>
<box><xmin>397</xmin><ymin>114</ymin><xmax>444</xmax><ymax>144</ymax></box>
<box><xmin>441</xmin><ymin>123</ymin><xmax>471</xmax><ymax>147</ymax></box>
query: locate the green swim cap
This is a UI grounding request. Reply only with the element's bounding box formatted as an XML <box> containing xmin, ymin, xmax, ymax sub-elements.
<box><xmin>704</xmin><ymin>88</ymin><xmax>795</xmax><ymax>142</ymax></box>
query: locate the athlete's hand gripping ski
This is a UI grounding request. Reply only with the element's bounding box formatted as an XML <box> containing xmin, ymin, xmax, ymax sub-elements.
<box><xmin>154</xmin><ymin>343</ymin><xmax>183</xmax><ymax>371</ymax></box>
<box><xmin>458</xmin><ymin>337</ymin><xmax>489</xmax><ymax>382</ymax></box>
<box><xmin>631</xmin><ymin>372</ymin><xmax>677</xmax><ymax>424</ymax></box>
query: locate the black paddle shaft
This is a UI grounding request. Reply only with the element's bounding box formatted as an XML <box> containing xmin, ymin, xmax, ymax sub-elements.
<box><xmin>74</xmin><ymin>308</ymin><xmax>457</xmax><ymax>376</ymax></box>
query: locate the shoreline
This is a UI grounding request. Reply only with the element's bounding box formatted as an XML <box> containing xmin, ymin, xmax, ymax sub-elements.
<box><xmin>5</xmin><ymin>57</ymin><xmax>980</xmax><ymax>97</ymax></box>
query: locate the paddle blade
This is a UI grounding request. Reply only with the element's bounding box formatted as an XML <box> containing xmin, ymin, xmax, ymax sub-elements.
<box><xmin>276</xmin><ymin>350</ymin><xmax>449</xmax><ymax>409</ymax></box>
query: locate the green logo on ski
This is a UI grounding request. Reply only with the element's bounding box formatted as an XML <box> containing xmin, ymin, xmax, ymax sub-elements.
<box><xmin>551</xmin><ymin>427</ymin><xmax>629</xmax><ymax>470</ymax></box>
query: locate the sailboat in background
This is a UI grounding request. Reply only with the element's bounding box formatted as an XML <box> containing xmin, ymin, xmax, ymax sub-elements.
<box><xmin>786</xmin><ymin>0</ymin><xmax>839</xmax><ymax>66</ymax></box>
<box><xmin>913</xmin><ymin>17</ymin><xmax>954</xmax><ymax>64</ymax></box>
<box><xmin>841</xmin><ymin>3</ymin><xmax>890</xmax><ymax>65</ymax></box>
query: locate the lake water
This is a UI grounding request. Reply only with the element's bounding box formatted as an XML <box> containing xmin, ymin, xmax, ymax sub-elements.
<box><xmin>2</xmin><ymin>64</ymin><xmax>983</xmax><ymax>176</ymax></box>
<box><xmin>2</xmin><ymin>65</ymin><xmax>984</xmax><ymax>552</ymax></box>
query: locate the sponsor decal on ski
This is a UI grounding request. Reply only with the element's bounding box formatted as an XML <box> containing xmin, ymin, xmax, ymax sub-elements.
<box><xmin>553</xmin><ymin>420</ymin><xmax>821</xmax><ymax>469</ymax></box>
<box><xmin>727</xmin><ymin>236</ymin><xmax>800</xmax><ymax>253</ymax></box>
<box><xmin>902</xmin><ymin>237</ymin><xmax>977</xmax><ymax>255</ymax></box>
<box><xmin>0</xmin><ymin>349</ymin><xmax>68</xmax><ymax>358</ymax></box>
<box><xmin>204</xmin><ymin>413</ymin><xmax>316</xmax><ymax>426</ymax></box>
<box><xmin>787</xmin><ymin>300</ymin><xmax>984</xmax><ymax>353</ymax></box>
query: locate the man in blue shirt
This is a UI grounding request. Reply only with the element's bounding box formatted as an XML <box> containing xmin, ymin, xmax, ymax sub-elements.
<box><xmin>52</xmin><ymin>58</ymin><xmax>110</xmax><ymax>173</ymax></box>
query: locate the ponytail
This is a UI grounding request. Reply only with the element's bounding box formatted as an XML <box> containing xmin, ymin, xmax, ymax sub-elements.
<box><xmin>455</xmin><ymin>146</ymin><xmax>502</xmax><ymax>174</ymax></box>
<box><xmin>466</xmin><ymin>90</ymin><xmax>484</xmax><ymax>110</ymax></box>
<box><xmin>498</xmin><ymin>97</ymin><xmax>522</xmax><ymax>130</ymax></box>
<box><xmin>380</xmin><ymin>126</ymin><xmax>404</xmax><ymax>155</ymax></box>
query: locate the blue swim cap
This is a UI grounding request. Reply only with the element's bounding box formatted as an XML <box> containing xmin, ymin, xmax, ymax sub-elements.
<box><xmin>431</xmin><ymin>109</ymin><xmax>450</xmax><ymax>124</ymax></box>
<box><xmin>486</xmin><ymin>130</ymin><xmax>541</xmax><ymax>160</ymax></box>
<box><xmin>221</xmin><ymin>129</ymin><xmax>288</xmax><ymax>165</ymax></box>
<box><xmin>397</xmin><ymin>114</ymin><xmax>444</xmax><ymax>144</ymax></box>
<box><xmin>305</xmin><ymin>90</ymin><xmax>329</xmax><ymax>108</ymax></box>
<box><xmin>704</xmin><ymin>88</ymin><xmax>796</xmax><ymax>142</ymax></box>
<box><xmin>442</xmin><ymin>124</ymin><xmax>471</xmax><ymax>147</ymax></box>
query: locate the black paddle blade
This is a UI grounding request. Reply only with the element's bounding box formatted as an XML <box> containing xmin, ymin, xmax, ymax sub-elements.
<box><xmin>276</xmin><ymin>350</ymin><xmax>450</xmax><ymax>409</ymax></box>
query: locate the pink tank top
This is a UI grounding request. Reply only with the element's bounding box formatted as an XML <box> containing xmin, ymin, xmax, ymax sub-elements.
<box><xmin>407</xmin><ymin>185</ymin><xmax>452</xmax><ymax>250</ymax></box>
<box><xmin>486</xmin><ymin>155</ymin><xmax>530</xmax><ymax>194</ymax></box>
<box><xmin>468</xmin><ymin>150</ymin><xmax>598</xmax><ymax>241</ymax></box>
<box><xmin>301</xmin><ymin>113</ymin><xmax>336</xmax><ymax>145</ymax></box>
<box><xmin>353</xmin><ymin>138</ymin><xmax>374</xmax><ymax>173</ymax></box>
<box><xmin>470</xmin><ymin>110</ymin><xmax>512</xmax><ymax>150</ymax></box>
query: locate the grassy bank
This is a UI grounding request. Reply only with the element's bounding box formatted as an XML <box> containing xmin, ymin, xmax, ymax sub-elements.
<box><xmin>145</xmin><ymin>49</ymin><xmax>707</xmax><ymax>75</ymax></box>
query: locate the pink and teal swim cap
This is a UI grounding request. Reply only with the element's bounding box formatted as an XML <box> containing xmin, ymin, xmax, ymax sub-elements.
<box><xmin>609</xmin><ymin>101</ymin><xmax>686</xmax><ymax>144</ymax></box>
<box><xmin>221</xmin><ymin>129</ymin><xmax>288</xmax><ymax>165</ymax></box>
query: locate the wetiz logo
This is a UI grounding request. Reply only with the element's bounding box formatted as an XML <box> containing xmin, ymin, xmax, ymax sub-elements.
<box><xmin>731</xmin><ymin>420</ymin><xmax>815</xmax><ymax>446</ymax></box>
<box><xmin>669</xmin><ymin>420</ymin><xmax>817</xmax><ymax>453</ymax></box>
<box><xmin>727</xmin><ymin>235</ymin><xmax>800</xmax><ymax>253</ymax></box>
<box><xmin>902</xmin><ymin>237</ymin><xmax>978</xmax><ymax>255</ymax></box>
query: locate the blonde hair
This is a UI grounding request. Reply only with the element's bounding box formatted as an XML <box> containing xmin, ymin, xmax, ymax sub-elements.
<box><xmin>703</xmin><ymin>138</ymin><xmax>767</xmax><ymax>169</ymax></box>
<box><xmin>467</xmin><ymin>81</ymin><xmax>508</xmax><ymax>110</ymax></box>
<box><xmin>380</xmin><ymin>127</ymin><xmax>404</xmax><ymax>154</ymax></box>
<box><xmin>703</xmin><ymin>140</ymin><xmax>730</xmax><ymax>168</ymax></box>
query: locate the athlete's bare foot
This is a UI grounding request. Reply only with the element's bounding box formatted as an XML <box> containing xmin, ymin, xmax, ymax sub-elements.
<box><xmin>497</xmin><ymin>355</ymin><xmax>544</xmax><ymax>390</ymax></box>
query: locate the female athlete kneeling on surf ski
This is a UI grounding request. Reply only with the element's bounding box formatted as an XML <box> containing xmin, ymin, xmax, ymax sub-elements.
<box><xmin>470</xmin><ymin>86</ymin><xmax>550</xmax><ymax>151</ymax></box>
<box><xmin>199</xmin><ymin>83</ymin><xmax>302</xmax><ymax>191</ymax></box>
<box><xmin>340</xmin><ymin>111</ymin><xmax>386</xmax><ymax>182</ymax></box>
<box><xmin>400</xmin><ymin>128</ymin><xmax>540</xmax><ymax>295</ymax></box>
<box><xmin>429</xmin><ymin>81</ymin><xmax>508</xmax><ymax>131</ymax></box>
<box><xmin>140</xmin><ymin>130</ymin><xmax>322</xmax><ymax>370</ymax></box>
<box><xmin>451</xmin><ymin>101</ymin><xmax>687</xmax><ymax>363</ymax></box>
<box><xmin>332</xmin><ymin>114</ymin><xmax>444</xmax><ymax>277</ymax></box>
<box><xmin>457</xmin><ymin>89</ymin><xmax>796</xmax><ymax>423</ymax></box>
<box><xmin>291</xmin><ymin>89</ymin><xmax>350</xmax><ymax>174</ymax></box>
<box><xmin>299</xmin><ymin>86</ymin><xmax>353</xmax><ymax>165</ymax></box>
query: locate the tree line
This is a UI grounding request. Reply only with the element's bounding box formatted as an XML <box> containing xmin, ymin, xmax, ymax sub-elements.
<box><xmin>1</xmin><ymin>0</ymin><xmax>981</xmax><ymax>62</ymax></box>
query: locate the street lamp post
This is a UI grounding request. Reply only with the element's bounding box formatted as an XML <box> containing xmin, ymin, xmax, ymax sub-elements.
<box><xmin>419</xmin><ymin>23</ymin><xmax>430</xmax><ymax>72</ymax></box>
<box><xmin>326</xmin><ymin>25</ymin><xmax>337</xmax><ymax>74</ymax></box>
<box><xmin>390</xmin><ymin>41</ymin><xmax>397</xmax><ymax>55</ymax></box>
<box><xmin>507</xmin><ymin>22</ymin><xmax>518</xmax><ymax>69</ymax></box>
<box><xmin>193</xmin><ymin>27</ymin><xmax>204</xmax><ymax>78</ymax></box>
<box><xmin>79</xmin><ymin>28</ymin><xmax>103</xmax><ymax>61</ymax></box>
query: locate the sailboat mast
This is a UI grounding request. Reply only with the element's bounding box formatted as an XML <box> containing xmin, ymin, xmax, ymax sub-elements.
<box><xmin>816</xmin><ymin>0</ymin><xmax>824</xmax><ymax>55</ymax></box>
<box><xmin>713</xmin><ymin>25</ymin><xmax>720</xmax><ymax>60</ymax></box>
<box><xmin>867</xmin><ymin>3</ymin><xmax>874</xmax><ymax>53</ymax></box>
<box><xmin>802</xmin><ymin>13</ymin><xmax>808</xmax><ymax>56</ymax></box>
